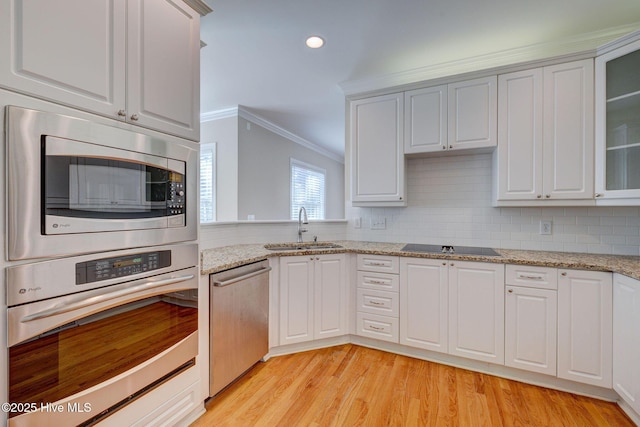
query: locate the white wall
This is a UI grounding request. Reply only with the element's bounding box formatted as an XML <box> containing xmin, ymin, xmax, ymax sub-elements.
<box><xmin>201</xmin><ymin>116</ymin><xmax>238</xmax><ymax>221</ymax></box>
<box><xmin>346</xmin><ymin>153</ymin><xmax>640</xmax><ymax>255</ymax></box>
<box><xmin>237</xmin><ymin>117</ymin><xmax>345</xmax><ymax>220</ymax></box>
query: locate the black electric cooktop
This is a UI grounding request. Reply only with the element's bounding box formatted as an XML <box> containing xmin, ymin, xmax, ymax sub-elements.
<box><xmin>401</xmin><ymin>243</ymin><xmax>501</xmax><ymax>257</ymax></box>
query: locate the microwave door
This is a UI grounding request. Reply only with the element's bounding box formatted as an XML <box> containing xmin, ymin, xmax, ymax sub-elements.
<box><xmin>43</xmin><ymin>136</ymin><xmax>185</xmax><ymax>235</ymax></box>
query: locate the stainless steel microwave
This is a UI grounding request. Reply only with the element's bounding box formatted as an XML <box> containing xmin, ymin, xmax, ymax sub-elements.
<box><xmin>6</xmin><ymin>106</ymin><xmax>198</xmax><ymax>260</ymax></box>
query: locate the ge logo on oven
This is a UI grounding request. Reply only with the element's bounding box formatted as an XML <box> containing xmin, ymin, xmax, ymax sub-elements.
<box><xmin>18</xmin><ymin>287</ymin><xmax>42</xmax><ymax>294</ymax></box>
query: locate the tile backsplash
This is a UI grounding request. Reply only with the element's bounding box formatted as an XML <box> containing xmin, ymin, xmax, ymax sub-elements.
<box><xmin>201</xmin><ymin>152</ymin><xmax>640</xmax><ymax>256</ymax></box>
<box><xmin>346</xmin><ymin>153</ymin><xmax>640</xmax><ymax>256</ymax></box>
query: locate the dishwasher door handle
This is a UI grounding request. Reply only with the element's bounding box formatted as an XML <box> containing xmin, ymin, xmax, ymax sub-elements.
<box><xmin>213</xmin><ymin>266</ymin><xmax>272</xmax><ymax>287</ymax></box>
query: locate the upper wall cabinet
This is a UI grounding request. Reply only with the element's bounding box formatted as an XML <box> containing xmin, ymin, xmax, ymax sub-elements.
<box><xmin>404</xmin><ymin>76</ymin><xmax>497</xmax><ymax>155</ymax></box>
<box><xmin>595</xmin><ymin>37</ymin><xmax>640</xmax><ymax>204</ymax></box>
<box><xmin>0</xmin><ymin>0</ymin><xmax>200</xmax><ymax>141</ymax></box>
<box><xmin>350</xmin><ymin>93</ymin><xmax>406</xmax><ymax>207</ymax></box>
<box><xmin>494</xmin><ymin>59</ymin><xmax>595</xmax><ymax>206</ymax></box>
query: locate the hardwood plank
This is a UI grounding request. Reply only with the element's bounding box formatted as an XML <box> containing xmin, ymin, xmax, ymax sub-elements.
<box><xmin>191</xmin><ymin>344</ymin><xmax>635</xmax><ymax>426</ymax></box>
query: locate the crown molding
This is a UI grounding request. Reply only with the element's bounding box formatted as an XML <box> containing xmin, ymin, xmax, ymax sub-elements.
<box><xmin>200</xmin><ymin>106</ymin><xmax>344</xmax><ymax>164</ymax></box>
<box><xmin>340</xmin><ymin>23</ymin><xmax>640</xmax><ymax>96</ymax></box>
<box><xmin>183</xmin><ymin>0</ymin><xmax>212</xmax><ymax>16</ymax></box>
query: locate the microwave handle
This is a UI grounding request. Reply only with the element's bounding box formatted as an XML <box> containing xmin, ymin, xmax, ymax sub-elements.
<box><xmin>20</xmin><ymin>274</ymin><xmax>195</xmax><ymax>323</ymax></box>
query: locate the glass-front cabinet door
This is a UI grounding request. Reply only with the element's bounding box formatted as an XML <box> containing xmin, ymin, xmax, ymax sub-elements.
<box><xmin>595</xmin><ymin>35</ymin><xmax>640</xmax><ymax>203</ymax></box>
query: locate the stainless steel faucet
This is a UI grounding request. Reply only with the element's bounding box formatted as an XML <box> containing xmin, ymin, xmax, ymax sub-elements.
<box><xmin>297</xmin><ymin>206</ymin><xmax>308</xmax><ymax>243</ymax></box>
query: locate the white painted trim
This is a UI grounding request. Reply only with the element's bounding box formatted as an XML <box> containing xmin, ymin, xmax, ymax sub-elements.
<box><xmin>200</xmin><ymin>106</ymin><xmax>345</xmax><ymax>164</ymax></box>
<box><xmin>182</xmin><ymin>0</ymin><xmax>212</xmax><ymax>16</ymax></box>
<box><xmin>340</xmin><ymin>23</ymin><xmax>640</xmax><ymax>96</ymax></box>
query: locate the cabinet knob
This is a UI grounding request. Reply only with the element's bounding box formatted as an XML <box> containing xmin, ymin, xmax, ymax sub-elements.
<box><xmin>561</xmin><ymin>272</ymin><xmax>567</xmax><ymax>276</ymax></box>
<box><xmin>117</xmin><ymin>109</ymin><xmax>126</xmax><ymax>117</ymax></box>
<box><xmin>537</xmin><ymin>194</ymin><xmax>542</xmax><ymax>199</ymax></box>
<box><xmin>449</xmin><ymin>145</ymin><xmax>453</xmax><ymax>149</ymax></box>
<box><xmin>442</xmin><ymin>146</ymin><xmax>446</xmax><ymax>150</ymax></box>
<box><xmin>545</xmin><ymin>194</ymin><xmax>550</xmax><ymax>199</ymax></box>
<box><xmin>450</xmin><ymin>263</ymin><xmax>454</xmax><ymax>267</ymax></box>
<box><xmin>595</xmin><ymin>193</ymin><xmax>602</xmax><ymax>198</ymax></box>
<box><xmin>508</xmin><ymin>289</ymin><xmax>513</xmax><ymax>293</ymax></box>
<box><xmin>442</xmin><ymin>262</ymin><xmax>446</xmax><ymax>266</ymax></box>
<box><xmin>130</xmin><ymin>113</ymin><xmax>139</xmax><ymax>121</ymax></box>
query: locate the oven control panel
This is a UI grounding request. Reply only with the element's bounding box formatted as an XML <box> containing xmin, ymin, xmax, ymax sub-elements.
<box><xmin>76</xmin><ymin>250</ymin><xmax>172</xmax><ymax>284</ymax></box>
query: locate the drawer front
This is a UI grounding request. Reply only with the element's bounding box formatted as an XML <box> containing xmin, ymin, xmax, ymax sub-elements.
<box><xmin>356</xmin><ymin>270</ymin><xmax>400</xmax><ymax>292</ymax></box>
<box><xmin>506</xmin><ymin>264</ymin><xmax>557</xmax><ymax>290</ymax></box>
<box><xmin>357</xmin><ymin>254</ymin><xmax>400</xmax><ymax>274</ymax></box>
<box><xmin>356</xmin><ymin>312</ymin><xmax>399</xmax><ymax>343</ymax></box>
<box><xmin>356</xmin><ymin>288</ymin><xmax>399</xmax><ymax>317</ymax></box>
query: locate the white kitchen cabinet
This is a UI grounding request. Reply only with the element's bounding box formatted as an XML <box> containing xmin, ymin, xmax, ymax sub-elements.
<box><xmin>504</xmin><ymin>265</ymin><xmax>558</xmax><ymax>376</ymax></box>
<box><xmin>349</xmin><ymin>93</ymin><xmax>406</xmax><ymax>206</ymax></box>
<box><xmin>613</xmin><ymin>274</ymin><xmax>640</xmax><ymax>414</ymax></box>
<box><xmin>595</xmin><ymin>35</ymin><xmax>640</xmax><ymax>203</ymax></box>
<box><xmin>356</xmin><ymin>255</ymin><xmax>400</xmax><ymax>343</ymax></box>
<box><xmin>404</xmin><ymin>85</ymin><xmax>448</xmax><ymax>154</ymax></box>
<box><xmin>0</xmin><ymin>0</ymin><xmax>200</xmax><ymax>141</ymax></box>
<box><xmin>557</xmin><ymin>269</ymin><xmax>612</xmax><ymax>388</ymax></box>
<box><xmin>448</xmin><ymin>261</ymin><xmax>505</xmax><ymax>364</ymax></box>
<box><xmin>279</xmin><ymin>254</ymin><xmax>347</xmax><ymax>345</ymax></box>
<box><xmin>495</xmin><ymin>59</ymin><xmax>594</xmax><ymax>204</ymax></box>
<box><xmin>399</xmin><ymin>258</ymin><xmax>448</xmax><ymax>353</ymax></box>
<box><xmin>448</xmin><ymin>76</ymin><xmax>497</xmax><ymax>151</ymax></box>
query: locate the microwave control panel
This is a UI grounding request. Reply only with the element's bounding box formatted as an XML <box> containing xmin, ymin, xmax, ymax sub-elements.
<box><xmin>167</xmin><ymin>173</ymin><xmax>185</xmax><ymax>216</ymax></box>
<box><xmin>76</xmin><ymin>250</ymin><xmax>172</xmax><ymax>284</ymax></box>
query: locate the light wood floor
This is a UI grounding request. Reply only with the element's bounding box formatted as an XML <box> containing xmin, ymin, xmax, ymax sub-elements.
<box><xmin>191</xmin><ymin>344</ymin><xmax>635</xmax><ymax>426</ymax></box>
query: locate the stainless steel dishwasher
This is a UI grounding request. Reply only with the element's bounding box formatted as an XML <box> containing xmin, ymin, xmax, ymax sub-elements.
<box><xmin>209</xmin><ymin>260</ymin><xmax>271</xmax><ymax>396</ymax></box>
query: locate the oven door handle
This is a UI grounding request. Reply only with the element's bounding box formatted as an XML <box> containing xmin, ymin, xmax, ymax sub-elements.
<box><xmin>20</xmin><ymin>274</ymin><xmax>195</xmax><ymax>323</ymax></box>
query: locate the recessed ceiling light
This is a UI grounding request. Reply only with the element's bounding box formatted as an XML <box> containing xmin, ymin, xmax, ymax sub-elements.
<box><xmin>305</xmin><ymin>35</ymin><xmax>325</xmax><ymax>49</ymax></box>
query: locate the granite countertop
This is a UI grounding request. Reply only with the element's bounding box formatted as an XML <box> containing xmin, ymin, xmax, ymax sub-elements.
<box><xmin>201</xmin><ymin>240</ymin><xmax>640</xmax><ymax>280</ymax></box>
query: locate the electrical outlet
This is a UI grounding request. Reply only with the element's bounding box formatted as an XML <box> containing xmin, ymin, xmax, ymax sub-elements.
<box><xmin>354</xmin><ymin>217</ymin><xmax>361</xmax><ymax>229</ymax></box>
<box><xmin>539</xmin><ymin>220</ymin><xmax>552</xmax><ymax>235</ymax></box>
<box><xmin>371</xmin><ymin>216</ymin><xmax>386</xmax><ymax>230</ymax></box>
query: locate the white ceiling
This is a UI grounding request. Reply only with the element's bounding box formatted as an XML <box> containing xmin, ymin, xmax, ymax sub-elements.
<box><xmin>199</xmin><ymin>0</ymin><xmax>640</xmax><ymax>159</ymax></box>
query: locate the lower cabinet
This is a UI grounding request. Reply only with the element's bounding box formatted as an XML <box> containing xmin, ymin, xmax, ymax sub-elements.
<box><xmin>557</xmin><ymin>269</ymin><xmax>612</xmax><ymax>388</ymax></box>
<box><xmin>448</xmin><ymin>261</ymin><xmax>505</xmax><ymax>364</ymax></box>
<box><xmin>279</xmin><ymin>254</ymin><xmax>347</xmax><ymax>345</ymax></box>
<box><xmin>613</xmin><ymin>274</ymin><xmax>640</xmax><ymax>414</ymax></box>
<box><xmin>399</xmin><ymin>258</ymin><xmax>448</xmax><ymax>353</ymax></box>
<box><xmin>355</xmin><ymin>255</ymin><xmax>400</xmax><ymax>343</ymax></box>
<box><xmin>399</xmin><ymin>258</ymin><xmax>505</xmax><ymax>364</ymax></box>
<box><xmin>504</xmin><ymin>265</ymin><xmax>558</xmax><ymax>376</ymax></box>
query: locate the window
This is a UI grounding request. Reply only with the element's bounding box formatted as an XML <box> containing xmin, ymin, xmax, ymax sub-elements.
<box><xmin>290</xmin><ymin>159</ymin><xmax>325</xmax><ymax>220</ymax></box>
<box><xmin>200</xmin><ymin>143</ymin><xmax>216</xmax><ymax>223</ymax></box>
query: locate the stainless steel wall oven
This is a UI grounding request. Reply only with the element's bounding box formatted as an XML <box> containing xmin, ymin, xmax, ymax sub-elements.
<box><xmin>6</xmin><ymin>243</ymin><xmax>199</xmax><ymax>427</ymax></box>
<box><xmin>6</xmin><ymin>106</ymin><xmax>198</xmax><ymax>261</ymax></box>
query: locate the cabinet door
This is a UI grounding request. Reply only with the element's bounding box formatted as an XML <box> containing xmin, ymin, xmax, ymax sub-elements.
<box><xmin>558</xmin><ymin>269</ymin><xmax>612</xmax><ymax>387</ymax></box>
<box><xmin>404</xmin><ymin>85</ymin><xmax>448</xmax><ymax>154</ymax></box>
<box><xmin>542</xmin><ymin>59</ymin><xmax>594</xmax><ymax>200</ymax></box>
<box><xmin>350</xmin><ymin>93</ymin><xmax>406</xmax><ymax>206</ymax></box>
<box><xmin>448</xmin><ymin>76</ymin><xmax>497</xmax><ymax>150</ymax></box>
<box><xmin>279</xmin><ymin>257</ymin><xmax>314</xmax><ymax>345</ymax></box>
<box><xmin>0</xmin><ymin>0</ymin><xmax>126</xmax><ymax>117</ymax></box>
<box><xmin>314</xmin><ymin>254</ymin><xmax>347</xmax><ymax>339</ymax></box>
<box><xmin>613</xmin><ymin>274</ymin><xmax>640</xmax><ymax>414</ymax></box>
<box><xmin>448</xmin><ymin>261</ymin><xmax>504</xmax><ymax>364</ymax></box>
<box><xmin>496</xmin><ymin>69</ymin><xmax>544</xmax><ymax>200</ymax></box>
<box><xmin>400</xmin><ymin>258</ymin><xmax>448</xmax><ymax>353</ymax></box>
<box><xmin>505</xmin><ymin>286</ymin><xmax>557</xmax><ymax>375</ymax></box>
<box><xmin>127</xmin><ymin>0</ymin><xmax>200</xmax><ymax>140</ymax></box>
<box><xmin>595</xmin><ymin>38</ymin><xmax>640</xmax><ymax>201</ymax></box>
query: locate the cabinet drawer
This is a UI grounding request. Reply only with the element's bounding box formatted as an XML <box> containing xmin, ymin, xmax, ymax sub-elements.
<box><xmin>357</xmin><ymin>254</ymin><xmax>399</xmax><ymax>274</ymax></box>
<box><xmin>356</xmin><ymin>270</ymin><xmax>399</xmax><ymax>292</ymax></box>
<box><xmin>356</xmin><ymin>288</ymin><xmax>399</xmax><ymax>317</ymax></box>
<box><xmin>356</xmin><ymin>312</ymin><xmax>399</xmax><ymax>343</ymax></box>
<box><xmin>506</xmin><ymin>264</ymin><xmax>557</xmax><ymax>290</ymax></box>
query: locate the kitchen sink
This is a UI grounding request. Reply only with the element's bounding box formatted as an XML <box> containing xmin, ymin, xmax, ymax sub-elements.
<box><xmin>264</xmin><ymin>242</ymin><xmax>343</xmax><ymax>251</ymax></box>
<box><xmin>401</xmin><ymin>243</ymin><xmax>501</xmax><ymax>257</ymax></box>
